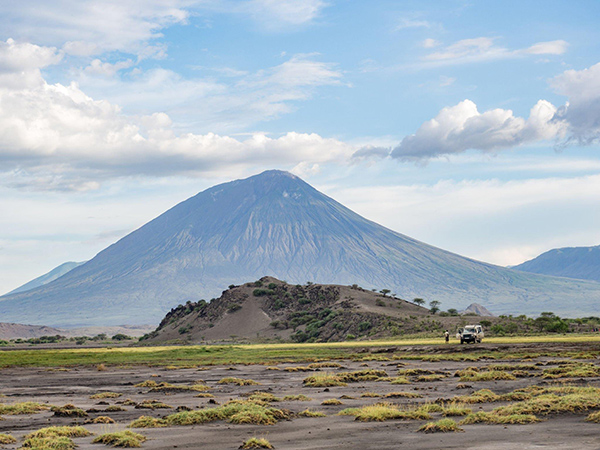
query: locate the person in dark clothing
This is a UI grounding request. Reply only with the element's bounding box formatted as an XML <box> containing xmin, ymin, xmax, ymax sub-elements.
<box><xmin>444</xmin><ymin>330</ymin><xmax>450</xmax><ymax>343</ymax></box>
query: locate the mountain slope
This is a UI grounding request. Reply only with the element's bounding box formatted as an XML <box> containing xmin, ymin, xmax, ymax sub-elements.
<box><xmin>145</xmin><ymin>276</ymin><xmax>468</xmax><ymax>343</ymax></box>
<box><xmin>6</xmin><ymin>261</ymin><xmax>86</xmax><ymax>295</ymax></box>
<box><xmin>513</xmin><ymin>245</ymin><xmax>600</xmax><ymax>282</ymax></box>
<box><xmin>1</xmin><ymin>170</ymin><xmax>600</xmax><ymax>327</ymax></box>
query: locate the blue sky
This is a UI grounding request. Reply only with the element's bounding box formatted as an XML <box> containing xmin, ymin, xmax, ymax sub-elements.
<box><xmin>0</xmin><ymin>0</ymin><xmax>599</xmax><ymax>294</ymax></box>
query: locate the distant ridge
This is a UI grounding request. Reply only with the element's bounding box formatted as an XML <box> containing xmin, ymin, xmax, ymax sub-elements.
<box><xmin>6</xmin><ymin>261</ymin><xmax>86</xmax><ymax>295</ymax></box>
<box><xmin>1</xmin><ymin>170</ymin><xmax>600</xmax><ymax>327</ymax></box>
<box><xmin>513</xmin><ymin>245</ymin><xmax>600</xmax><ymax>282</ymax></box>
<box><xmin>460</xmin><ymin>303</ymin><xmax>494</xmax><ymax>317</ymax></box>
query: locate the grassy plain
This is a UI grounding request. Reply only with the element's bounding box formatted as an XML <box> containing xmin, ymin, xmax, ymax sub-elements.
<box><xmin>2</xmin><ymin>334</ymin><xmax>600</xmax><ymax>368</ymax></box>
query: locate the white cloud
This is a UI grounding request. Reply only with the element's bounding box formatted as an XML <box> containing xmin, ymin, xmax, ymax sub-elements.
<box><xmin>421</xmin><ymin>37</ymin><xmax>568</xmax><ymax>66</ymax></box>
<box><xmin>395</xmin><ymin>18</ymin><xmax>432</xmax><ymax>30</ymax></box>
<box><xmin>391</xmin><ymin>99</ymin><xmax>566</xmax><ymax>160</ymax></box>
<box><xmin>244</xmin><ymin>0</ymin><xmax>327</xmax><ymax>29</ymax></box>
<box><xmin>84</xmin><ymin>59</ymin><xmax>134</xmax><ymax>77</ymax></box>
<box><xmin>0</xmin><ymin>39</ymin><xmax>62</xmax><ymax>74</ymax></box>
<box><xmin>75</xmin><ymin>53</ymin><xmax>344</xmax><ymax>132</ymax></box>
<box><xmin>0</xmin><ymin>46</ymin><xmax>351</xmax><ymax>189</ymax></box>
<box><xmin>551</xmin><ymin>62</ymin><xmax>600</xmax><ymax>144</ymax></box>
<box><xmin>421</xmin><ymin>38</ymin><xmax>439</xmax><ymax>48</ymax></box>
<box><xmin>0</xmin><ymin>1</ymin><xmax>193</xmax><ymax>57</ymax></box>
<box><xmin>524</xmin><ymin>40</ymin><xmax>568</xmax><ymax>55</ymax></box>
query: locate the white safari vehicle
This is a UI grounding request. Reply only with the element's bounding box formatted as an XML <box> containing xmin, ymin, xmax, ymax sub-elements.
<box><xmin>457</xmin><ymin>324</ymin><xmax>484</xmax><ymax>344</ymax></box>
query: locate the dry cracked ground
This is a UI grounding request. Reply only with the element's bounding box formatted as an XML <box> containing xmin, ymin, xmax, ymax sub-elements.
<box><xmin>1</xmin><ymin>343</ymin><xmax>600</xmax><ymax>449</ymax></box>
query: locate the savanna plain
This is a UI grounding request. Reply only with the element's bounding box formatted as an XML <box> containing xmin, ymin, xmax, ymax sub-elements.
<box><xmin>2</xmin><ymin>337</ymin><xmax>600</xmax><ymax>449</ymax></box>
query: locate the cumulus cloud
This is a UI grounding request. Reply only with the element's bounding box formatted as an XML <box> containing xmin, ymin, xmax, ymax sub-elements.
<box><xmin>391</xmin><ymin>99</ymin><xmax>566</xmax><ymax>161</ymax></box>
<box><xmin>84</xmin><ymin>59</ymin><xmax>134</xmax><ymax>77</ymax></box>
<box><xmin>0</xmin><ymin>45</ymin><xmax>352</xmax><ymax>189</ymax></box>
<box><xmin>551</xmin><ymin>62</ymin><xmax>600</xmax><ymax>144</ymax></box>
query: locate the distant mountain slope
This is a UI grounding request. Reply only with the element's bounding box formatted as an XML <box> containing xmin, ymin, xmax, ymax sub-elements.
<box><xmin>513</xmin><ymin>245</ymin><xmax>600</xmax><ymax>282</ymax></box>
<box><xmin>1</xmin><ymin>170</ymin><xmax>600</xmax><ymax>327</ymax></box>
<box><xmin>6</xmin><ymin>261</ymin><xmax>86</xmax><ymax>295</ymax></box>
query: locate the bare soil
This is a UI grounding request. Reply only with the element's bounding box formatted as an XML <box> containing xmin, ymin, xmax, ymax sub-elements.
<box><xmin>1</xmin><ymin>342</ymin><xmax>600</xmax><ymax>449</ymax></box>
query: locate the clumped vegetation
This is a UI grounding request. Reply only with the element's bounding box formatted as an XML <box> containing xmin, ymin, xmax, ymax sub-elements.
<box><xmin>240</xmin><ymin>437</ymin><xmax>274</xmax><ymax>449</ymax></box>
<box><xmin>303</xmin><ymin>369</ymin><xmax>388</xmax><ymax>387</ymax></box>
<box><xmin>282</xmin><ymin>394</ymin><xmax>311</xmax><ymax>401</ymax></box>
<box><xmin>90</xmin><ymin>392</ymin><xmax>122</xmax><ymax>399</ymax></box>
<box><xmin>218</xmin><ymin>377</ymin><xmax>260</xmax><ymax>386</ymax></box>
<box><xmin>460</xmin><ymin>411</ymin><xmax>540</xmax><ymax>425</ymax></box>
<box><xmin>339</xmin><ymin>402</ymin><xmax>433</xmax><ymax>421</ymax></box>
<box><xmin>23</xmin><ymin>427</ymin><xmax>92</xmax><ymax>450</ymax></box>
<box><xmin>321</xmin><ymin>398</ymin><xmax>343</xmax><ymax>405</ymax></box>
<box><xmin>92</xmin><ymin>431</ymin><xmax>146</xmax><ymax>448</ymax></box>
<box><xmin>135</xmin><ymin>400</ymin><xmax>172</xmax><ymax>410</ymax></box>
<box><xmin>0</xmin><ymin>402</ymin><xmax>47</xmax><ymax>415</ymax></box>
<box><xmin>165</xmin><ymin>399</ymin><xmax>290</xmax><ymax>426</ymax></box>
<box><xmin>297</xmin><ymin>409</ymin><xmax>326</xmax><ymax>417</ymax></box>
<box><xmin>91</xmin><ymin>416</ymin><xmax>115</xmax><ymax>424</ymax></box>
<box><xmin>51</xmin><ymin>404</ymin><xmax>88</xmax><ymax>417</ymax></box>
<box><xmin>418</xmin><ymin>418</ymin><xmax>463</xmax><ymax>433</ymax></box>
<box><xmin>129</xmin><ymin>416</ymin><xmax>168</xmax><ymax>428</ymax></box>
<box><xmin>0</xmin><ymin>434</ymin><xmax>16</xmax><ymax>445</ymax></box>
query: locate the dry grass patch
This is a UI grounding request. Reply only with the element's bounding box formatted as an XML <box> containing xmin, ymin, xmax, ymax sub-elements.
<box><xmin>91</xmin><ymin>416</ymin><xmax>115</xmax><ymax>424</ymax></box>
<box><xmin>0</xmin><ymin>434</ymin><xmax>16</xmax><ymax>445</ymax></box>
<box><xmin>92</xmin><ymin>431</ymin><xmax>146</xmax><ymax>448</ymax></box>
<box><xmin>303</xmin><ymin>373</ymin><xmax>347</xmax><ymax>387</ymax></box>
<box><xmin>165</xmin><ymin>399</ymin><xmax>289</xmax><ymax>426</ymax></box>
<box><xmin>383</xmin><ymin>392</ymin><xmax>422</xmax><ymax>399</ymax></box>
<box><xmin>90</xmin><ymin>392</ymin><xmax>121</xmax><ymax>399</ymax></box>
<box><xmin>459</xmin><ymin>370</ymin><xmax>517</xmax><ymax>382</ymax></box>
<box><xmin>0</xmin><ymin>402</ymin><xmax>47</xmax><ymax>415</ymax></box>
<box><xmin>218</xmin><ymin>377</ymin><xmax>260</xmax><ymax>386</ymax></box>
<box><xmin>339</xmin><ymin>402</ymin><xmax>431</xmax><ymax>422</ymax></box>
<box><xmin>194</xmin><ymin>393</ymin><xmax>214</xmax><ymax>398</ymax></box>
<box><xmin>360</xmin><ymin>392</ymin><xmax>382</xmax><ymax>398</ymax></box>
<box><xmin>21</xmin><ymin>436</ymin><xmax>76</xmax><ymax>450</ymax></box>
<box><xmin>418</xmin><ymin>418</ymin><xmax>463</xmax><ymax>433</ymax></box>
<box><xmin>247</xmin><ymin>393</ymin><xmax>281</xmax><ymax>403</ymax></box>
<box><xmin>240</xmin><ymin>437</ymin><xmax>273</xmax><ymax>449</ymax></box>
<box><xmin>282</xmin><ymin>395</ymin><xmax>311</xmax><ymax>401</ymax></box>
<box><xmin>265</xmin><ymin>367</ymin><xmax>280</xmax><ymax>371</ymax></box>
<box><xmin>128</xmin><ymin>416</ymin><xmax>168</xmax><ymax>428</ymax></box>
<box><xmin>416</xmin><ymin>374</ymin><xmax>447</xmax><ymax>382</ymax></box>
<box><xmin>454</xmin><ymin>389</ymin><xmax>501</xmax><ymax>404</ymax></box>
<box><xmin>308</xmin><ymin>362</ymin><xmax>342</xmax><ymax>369</ymax></box>
<box><xmin>135</xmin><ymin>400</ymin><xmax>172</xmax><ymax>410</ymax></box>
<box><xmin>51</xmin><ymin>404</ymin><xmax>88</xmax><ymax>417</ymax></box>
<box><xmin>297</xmin><ymin>409</ymin><xmax>326</xmax><ymax>417</ymax></box>
<box><xmin>460</xmin><ymin>411</ymin><xmax>540</xmax><ymax>425</ymax></box>
<box><xmin>321</xmin><ymin>399</ymin><xmax>342</xmax><ymax>406</ymax></box>
<box><xmin>389</xmin><ymin>377</ymin><xmax>411</xmax><ymax>385</ymax></box>
<box><xmin>542</xmin><ymin>363</ymin><xmax>600</xmax><ymax>379</ymax></box>
<box><xmin>441</xmin><ymin>403</ymin><xmax>472</xmax><ymax>417</ymax></box>
<box><xmin>25</xmin><ymin>427</ymin><xmax>92</xmax><ymax>440</ymax></box>
<box><xmin>586</xmin><ymin>411</ymin><xmax>600</xmax><ymax>422</ymax></box>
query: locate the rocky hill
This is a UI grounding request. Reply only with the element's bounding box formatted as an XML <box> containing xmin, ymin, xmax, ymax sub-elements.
<box><xmin>143</xmin><ymin>277</ymin><xmax>470</xmax><ymax>343</ymax></box>
<box><xmin>513</xmin><ymin>245</ymin><xmax>600</xmax><ymax>282</ymax></box>
<box><xmin>2</xmin><ymin>170</ymin><xmax>600</xmax><ymax>327</ymax></box>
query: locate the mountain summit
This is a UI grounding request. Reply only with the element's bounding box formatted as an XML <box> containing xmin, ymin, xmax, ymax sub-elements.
<box><xmin>2</xmin><ymin>170</ymin><xmax>600</xmax><ymax>327</ymax></box>
<box><xmin>513</xmin><ymin>245</ymin><xmax>600</xmax><ymax>282</ymax></box>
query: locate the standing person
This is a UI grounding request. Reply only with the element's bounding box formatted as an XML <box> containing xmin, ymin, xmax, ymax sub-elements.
<box><xmin>444</xmin><ymin>330</ymin><xmax>449</xmax><ymax>343</ymax></box>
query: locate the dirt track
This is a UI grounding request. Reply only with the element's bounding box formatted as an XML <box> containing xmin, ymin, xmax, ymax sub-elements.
<box><xmin>1</xmin><ymin>341</ymin><xmax>600</xmax><ymax>449</ymax></box>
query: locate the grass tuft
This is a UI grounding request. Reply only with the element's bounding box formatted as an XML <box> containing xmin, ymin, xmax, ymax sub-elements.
<box><xmin>460</xmin><ymin>411</ymin><xmax>540</xmax><ymax>425</ymax></box>
<box><xmin>51</xmin><ymin>404</ymin><xmax>88</xmax><ymax>417</ymax></box>
<box><xmin>91</xmin><ymin>416</ymin><xmax>115</xmax><ymax>424</ymax></box>
<box><xmin>418</xmin><ymin>418</ymin><xmax>463</xmax><ymax>433</ymax></box>
<box><xmin>297</xmin><ymin>409</ymin><xmax>326</xmax><ymax>417</ymax></box>
<box><xmin>0</xmin><ymin>434</ymin><xmax>16</xmax><ymax>445</ymax></box>
<box><xmin>0</xmin><ymin>402</ymin><xmax>47</xmax><ymax>415</ymax></box>
<box><xmin>321</xmin><ymin>399</ymin><xmax>342</xmax><ymax>405</ymax></box>
<box><xmin>90</xmin><ymin>392</ymin><xmax>121</xmax><ymax>399</ymax></box>
<box><xmin>240</xmin><ymin>437</ymin><xmax>273</xmax><ymax>449</ymax></box>
<box><xmin>282</xmin><ymin>395</ymin><xmax>311</xmax><ymax>401</ymax></box>
<box><xmin>218</xmin><ymin>378</ymin><xmax>260</xmax><ymax>386</ymax></box>
<box><xmin>128</xmin><ymin>416</ymin><xmax>168</xmax><ymax>428</ymax></box>
<box><xmin>92</xmin><ymin>431</ymin><xmax>146</xmax><ymax>448</ymax></box>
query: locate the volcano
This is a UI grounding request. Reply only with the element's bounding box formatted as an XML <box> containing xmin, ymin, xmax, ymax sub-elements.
<box><xmin>2</xmin><ymin>170</ymin><xmax>600</xmax><ymax>327</ymax></box>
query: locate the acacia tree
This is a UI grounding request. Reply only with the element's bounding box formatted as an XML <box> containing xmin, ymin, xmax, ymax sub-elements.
<box><xmin>429</xmin><ymin>300</ymin><xmax>441</xmax><ymax>315</ymax></box>
<box><xmin>380</xmin><ymin>289</ymin><xmax>391</xmax><ymax>297</ymax></box>
<box><xmin>413</xmin><ymin>298</ymin><xmax>425</xmax><ymax>307</ymax></box>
